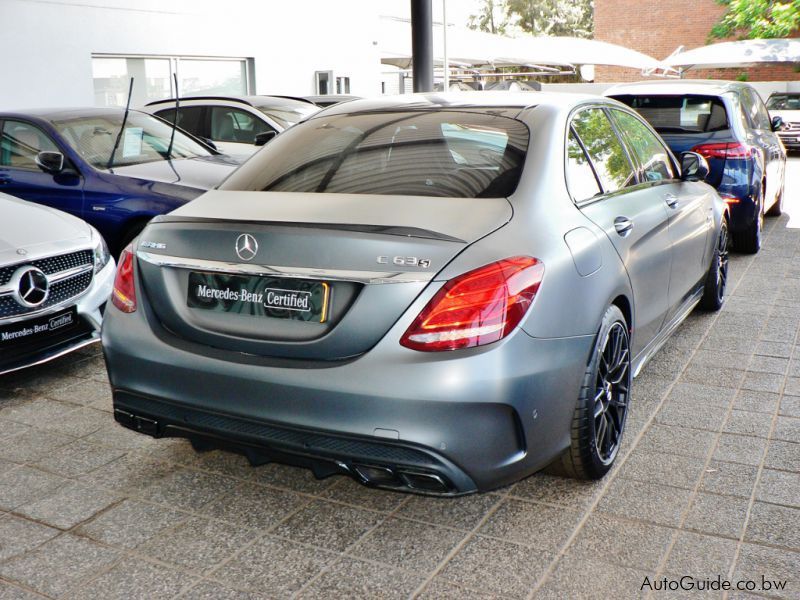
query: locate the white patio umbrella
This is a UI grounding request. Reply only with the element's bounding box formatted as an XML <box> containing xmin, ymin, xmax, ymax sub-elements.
<box><xmin>664</xmin><ymin>38</ymin><xmax>800</xmax><ymax>70</ymax></box>
<box><xmin>379</xmin><ymin>16</ymin><xmax>667</xmax><ymax>72</ymax></box>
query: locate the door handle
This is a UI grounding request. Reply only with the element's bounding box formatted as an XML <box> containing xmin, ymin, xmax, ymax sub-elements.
<box><xmin>665</xmin><ymin>194</ymin><xmax>679</xmax><ymax>209</ymax></box>
<box><xmin>614</xmin><ymin>216</ymin><xmax>634</xmax><ymax>237</ymax></box>
<box><xmin>0</xmin><ymin>178</ymin><xmax>9</xmax><ymax>186</ymax></box>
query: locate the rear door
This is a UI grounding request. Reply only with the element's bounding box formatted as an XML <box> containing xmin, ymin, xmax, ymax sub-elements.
<box><xmin>0</xmin><ymin>119</ymin><xmax>84</xmax><ymax>217</ymax></box>
<box><xmin>741</xmin><ymin>87</ymin><xmax>785</xmax><ymax>208</ymax></box>
<box><xmin>609</xmin><ymin>108</ymin><xmax>711</xmax><ymax>312</ymax></box>
<box><xmin>568</xmin><ymin>106</ymin><xmax>673</xmax><ymax>357</ymax></box>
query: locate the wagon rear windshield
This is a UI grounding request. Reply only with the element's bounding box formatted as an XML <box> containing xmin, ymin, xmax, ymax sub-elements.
<box><xmin>219</xmin><ymin>110</ymin><xmax>529</xmax><ymax>198</ymax></box>
<box><xmin>611</xmin><ymin>94</ymin><xmax>730</xmax><ymax>133</ymax></box>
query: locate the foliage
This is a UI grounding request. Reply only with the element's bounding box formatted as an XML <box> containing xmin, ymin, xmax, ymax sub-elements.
<box><xmin>467</xmin><ymin>0</ymin><xmax>509</xmax><ymax>35</ymax></box>
<box><xmin>468</xmin><ymin>0</ymin><xmax>594</xmax><ymax>38</ymax></box>
<box><xmin>710</xmin><ymin>0</ymin><xmax>800</xmax><ymax>40</ymax></box>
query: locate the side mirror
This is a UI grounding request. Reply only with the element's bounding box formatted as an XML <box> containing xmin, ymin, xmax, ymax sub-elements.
<box><xmin>680</xmin><ymin>151</ymin><xmax>710</xmax><ymax>182</ymax></box>
<box><xmin>771</xmin><ymin>115</ymin><xmax>784</xmax><ymax>132</ymax></box>
<box><xmin>35</xmin><ymin>151</ymin><xmax>65</xmax><ymax>175</ymax></box>
<box><xmin>254</xmin><ymin>131</ymin><xmax>277</xmax><ymax>146</ymax></box>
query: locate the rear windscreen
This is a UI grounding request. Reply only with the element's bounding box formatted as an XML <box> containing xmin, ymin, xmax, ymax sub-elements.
<box><xmin>611</xmin><ymin>94</ymin><xmax>729</xmax><ymax>133</ymax></box>
<box><xmin>219</xmin><ymin>110</ymin><xmax>529</xmax><ymax>198</ymax></box>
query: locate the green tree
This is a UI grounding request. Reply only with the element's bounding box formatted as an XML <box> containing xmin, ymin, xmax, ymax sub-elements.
<box><xmin>468</xmin><ymin>0</ymin><xmax>510</xmax><ymax>35</ymax></box>
<box><xmin>710</xmin><ymin>0</ymin><xmax>800</xmax><ymax>40</ymax></box>
<box><xmin>468</xmin><ymin>0</ymin><xmax>594</xmax><ymax>38</ymax></box>
<box><xmin>506</xmin><ymin>0</ymin><xmax>594</xmax><ymax>38</ymax></box>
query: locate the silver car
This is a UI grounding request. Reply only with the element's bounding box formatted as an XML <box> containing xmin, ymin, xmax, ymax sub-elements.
<box><xmin>102</xmin><ymin>93</ymin><xmax>728</xmax><ymax>495</ymax></box>
<box><xmin>1</xmin><ymin>192</ymin><xmax>114</xmax><ymax>375</ymax></box>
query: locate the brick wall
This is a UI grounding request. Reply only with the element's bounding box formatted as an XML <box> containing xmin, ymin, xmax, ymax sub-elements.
<box><xmin>593</xmin><ymin>0</ymin><xmax>800</xmax><ymax>82</ymax></box>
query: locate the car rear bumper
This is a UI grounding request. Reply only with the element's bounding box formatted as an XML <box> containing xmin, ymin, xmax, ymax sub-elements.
<box><xmin>102</xmin><ymin>300</ymin><xmax>595</xmax><ymax>494</ymax></box>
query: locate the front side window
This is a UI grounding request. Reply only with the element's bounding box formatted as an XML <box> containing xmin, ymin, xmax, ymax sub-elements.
<box><xmin>220</xmin><ymin>110</ymin><xmax>529</xmax><ymax>198</ymax></box>
<box><xmin>0</xmin><ymin>120</ymin><xmax>59</xmax><ymax>170</ymax></box>
<box><xmin>52</xmin><ymin>110</ymin><xmax>213</xmax><ymax>169</ymax></box>
<box><xmin>570</xmin><ymin>108</ymin><xmax>636</xmax><ymax>194</ymax></box>
<box><xmin>210</xmin><ymin>107</ymin><xmax>273</xmax><ymax>143</ymax></box>
<box><xmin>613</xmin><ymin>94</ymin><xmax>729</xmax><ymax>133</ymax></box>
<box><xmin>611</xmin><ymin>109</ymin><xmax>675</xmax><ymax>183</ymax></box>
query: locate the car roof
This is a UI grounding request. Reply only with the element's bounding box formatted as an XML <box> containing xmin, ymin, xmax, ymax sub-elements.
<box><xmin>145</xmin><ymin>95</ymin><xmax>315</xmax><ymax>109</ymax></box>
<box><xmin>311</xmin><ymin>91</ymin><xmax>609</xmax><ymax>117</ymax></box>
<box><xmin>0</xmin><ymin>106</ymin><xmax>145</xmax><ymax>122</ymax></box>
<box><xmin>605</xmin><ymin>79</ymin><xmax>748</xmax><ymax>97</ymax></box>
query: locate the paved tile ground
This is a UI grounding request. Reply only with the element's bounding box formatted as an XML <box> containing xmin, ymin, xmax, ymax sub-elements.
<box><xmin>0</xmin><ymin>158</ymin><xmax>798</xmax><ymax>599</ymax></box>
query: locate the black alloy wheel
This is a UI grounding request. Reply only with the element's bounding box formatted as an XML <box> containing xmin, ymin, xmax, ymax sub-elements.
<box><xmin>700</xmin><ymin>219</ymin><xmax>729</xmax><ymax>311</ymax></box>
<box><xmin>553</xmin><ymin>305</ymin><xmax>631</xmax><ymax>480</ymax></box>
<box><xmin>592</xmin><ymin>321</ymin><xmax>630</xmax><ymax>465</ymax></box>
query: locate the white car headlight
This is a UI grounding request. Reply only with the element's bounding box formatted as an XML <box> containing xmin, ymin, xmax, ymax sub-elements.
<box><xmin>90</xmin><ymin>227</ymin><xmax>111</xmax><ymax>274</ymax></box>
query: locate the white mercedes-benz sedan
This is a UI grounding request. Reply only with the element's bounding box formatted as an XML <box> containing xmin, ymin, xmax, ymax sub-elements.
<box><xmin>0</xmin><ymin>192</ymin><xmax>114</xmax><ymax>374</ymax></box>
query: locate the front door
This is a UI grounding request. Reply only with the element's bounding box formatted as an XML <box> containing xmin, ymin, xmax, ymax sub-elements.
<box><xmin>0</xmin><ymin>119</ymin><xmax>83</xmax><ymax>217</ymax></box>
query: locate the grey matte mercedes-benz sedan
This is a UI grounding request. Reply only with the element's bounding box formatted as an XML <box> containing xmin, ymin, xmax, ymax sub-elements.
<box><xmin>102</xmin><ymin>93</ymin><xmax>728</xmax><ymax>495</ymax></box>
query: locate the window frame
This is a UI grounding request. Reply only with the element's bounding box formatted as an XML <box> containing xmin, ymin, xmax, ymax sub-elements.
<box><xmin>564</xmin><ymin>104</ymin><xmax>640</xmax><ymax>207</ymax></box>
<box><xmin>0</xmin><ymin>119</ymin><xmax>63</xmax><ymax>172</ymax></box>
<box><xmin>607</xmin><ymin>107</ymin><xmax>678</xmax><ymax>187</ymax></box>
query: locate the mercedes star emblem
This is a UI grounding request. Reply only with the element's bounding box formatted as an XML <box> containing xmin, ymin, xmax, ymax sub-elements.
<box><xmin>13</xmin><ymin>266</ymin><xmax>49</xmax><ymax>308</ymax></box>
<box><xmin>235</xmin><ymin>233</ymin><xmax>258</xmax><ymax>261</ymax></box>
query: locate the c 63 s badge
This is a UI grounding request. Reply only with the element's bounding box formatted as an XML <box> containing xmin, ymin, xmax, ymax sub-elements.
<box><xmin>377</xmin><ymin>256</ymin><xmax>431</xmax><ymax>268</ymax></box>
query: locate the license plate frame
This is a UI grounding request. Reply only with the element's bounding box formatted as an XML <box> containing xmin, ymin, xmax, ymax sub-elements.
<box><xmin>0</xmin><ymin>306</ymin><xmax>79</xmax><ymax>347</ymax></box>
<box><xmin>187</xmin><ymin>271</ymin><xmax>331</xmax><ymax>323</ymax></box>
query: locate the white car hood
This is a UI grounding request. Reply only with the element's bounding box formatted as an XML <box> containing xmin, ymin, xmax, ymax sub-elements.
<box><xmin>0</xmin><ymin>193</ymin><xmax>92</xmax><ymax>265</ymax></box>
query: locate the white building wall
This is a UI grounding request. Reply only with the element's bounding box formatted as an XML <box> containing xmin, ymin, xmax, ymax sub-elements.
<box><xmin>0</xmin><ymin>0</ymin><xmax>382</xmax><ymax>110</ymax></box>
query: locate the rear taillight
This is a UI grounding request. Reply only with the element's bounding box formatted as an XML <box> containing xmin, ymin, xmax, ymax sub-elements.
<box><xmin>691</xmin><ymin>142</ymin><xmax>754</xmax><ymax>159</ymax></box>
<box><xmin>111</xmin><ymin>245</ymin><xmax>137</xmax><ymax>313</ymax></box>
<box><xmin>400</xmin><ymin>256</ymin><xmax>544</xmax><ymax>352</ymax></box>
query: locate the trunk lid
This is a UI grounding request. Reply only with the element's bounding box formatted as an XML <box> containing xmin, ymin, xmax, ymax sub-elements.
<box><xmin>135</xmin><ymin>190</ymin><xmax>512</xmax><ymax>359</ymax></box>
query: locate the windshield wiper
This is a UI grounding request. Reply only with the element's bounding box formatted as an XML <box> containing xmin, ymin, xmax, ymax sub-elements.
<box><xmin>106</xmin><ymin>77</ymin><xmax>134</xmax><ymax>170</ymax></box>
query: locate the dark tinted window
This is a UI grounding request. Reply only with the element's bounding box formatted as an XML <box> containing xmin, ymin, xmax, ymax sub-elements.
<box><xmin>741</xmin><ymin>88</ymin><xmax>772</xmax><ymax>130</ymax></box>
<box><xmin>210</xmin><ymin>107</ymin><xmax>274</xmax><ymax>143</ymax></box>
<box><xmin>571</xmin><ymin>108</ymin><xmax>636</xmax><ymax>193</ymax></box>
<box><xmin>154</xmin><ymin>106</ymin><xmax>205</xmax><ymax>137</ymax></box>
<box><xmin>612</xmin><ymin>94</ymin><xmax>729</xmax><ymax>133</ymax></box>
<box><xmin>611</xmin><ymin>109</ymin><xmax>675</xmax><ymax>182</ymax></box>
<box><xmin>0</xmin><ymin>120</ymin><xmax>58</xmax><ymax>170</ymax></box>
<box><xmin>566</xmin><ymin>129</ymin><xmax>602</xmax><ymax>201</ymax></box>
<box><xmin>220</xmin><ymin>110</ymin><xmax>529</xmax><ymax>198</ymax></box>
<box><xmin>766</xmin><ymin>94</ymin><xmax>800</xmax><ymax>110</ymax></box>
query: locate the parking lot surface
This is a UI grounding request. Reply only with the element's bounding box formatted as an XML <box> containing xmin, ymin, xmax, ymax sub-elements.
<box><xmin>1</xmin><ymin>158</ymin><xmax>798</xmax><ymax>599</ymax></box>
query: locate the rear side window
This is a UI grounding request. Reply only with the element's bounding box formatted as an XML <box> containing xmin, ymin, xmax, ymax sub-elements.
<box><xmin>610</xmin><ymin>109</ymin><xmax>675</xmax><ymax>182</ymax></box>
<box><xmin>570</xmin><ymin>108</ymin><xmax>636</xmax><ymax>194</ymax></box>
<box><xmin>612</xmin><ymin>94</ymin><xmax>729</xmax><ymax>133</ymax></box>
<box><xmin>566</xmin><ymin>129</ymin><xmax>602</xmax><ymax>202</ymax></box>
<box><xmin>155</xmin><ymin>106</ymin><xmax>205</xmax><ymax>137</ymax></box>
<box><xmin>220</xmin><ymin>110</ymin><xmax>529</xmax><ymax>198</ymax></box>
<box><xmin>740</xmin><ymin>88</ymin><xmax>772</xmax><ymax>131</ymax></box>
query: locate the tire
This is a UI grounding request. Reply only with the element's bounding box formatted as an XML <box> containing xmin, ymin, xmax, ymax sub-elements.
<box><xmin>555</xmin><ymin>305</ymin><xmax>631</xmax><ymax>480</ymax></box>
<box><xmin>766</xmin><ymin>180</ymin><xmax>784</xmax><ymax>217</ymax></box>
<box><xmin>700</xmin><ymin>219</ymin><xmax>729</xmax><ymax>311</ymax></box>
<box><xmin>733</xmin><ymin>192</ymin><xmax>762</xmax><ymax>254</ymax></box>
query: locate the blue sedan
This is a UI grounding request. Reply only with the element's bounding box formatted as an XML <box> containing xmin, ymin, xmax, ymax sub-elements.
<box><xmin>607</xmin><ymin>80</ymin><xmax>787</xmax><ymax>253</ymax></box>
<box><xmin>0</xmin><ymin>108</ymin><xmax>239</xmax><ymax>253</ymax></box>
